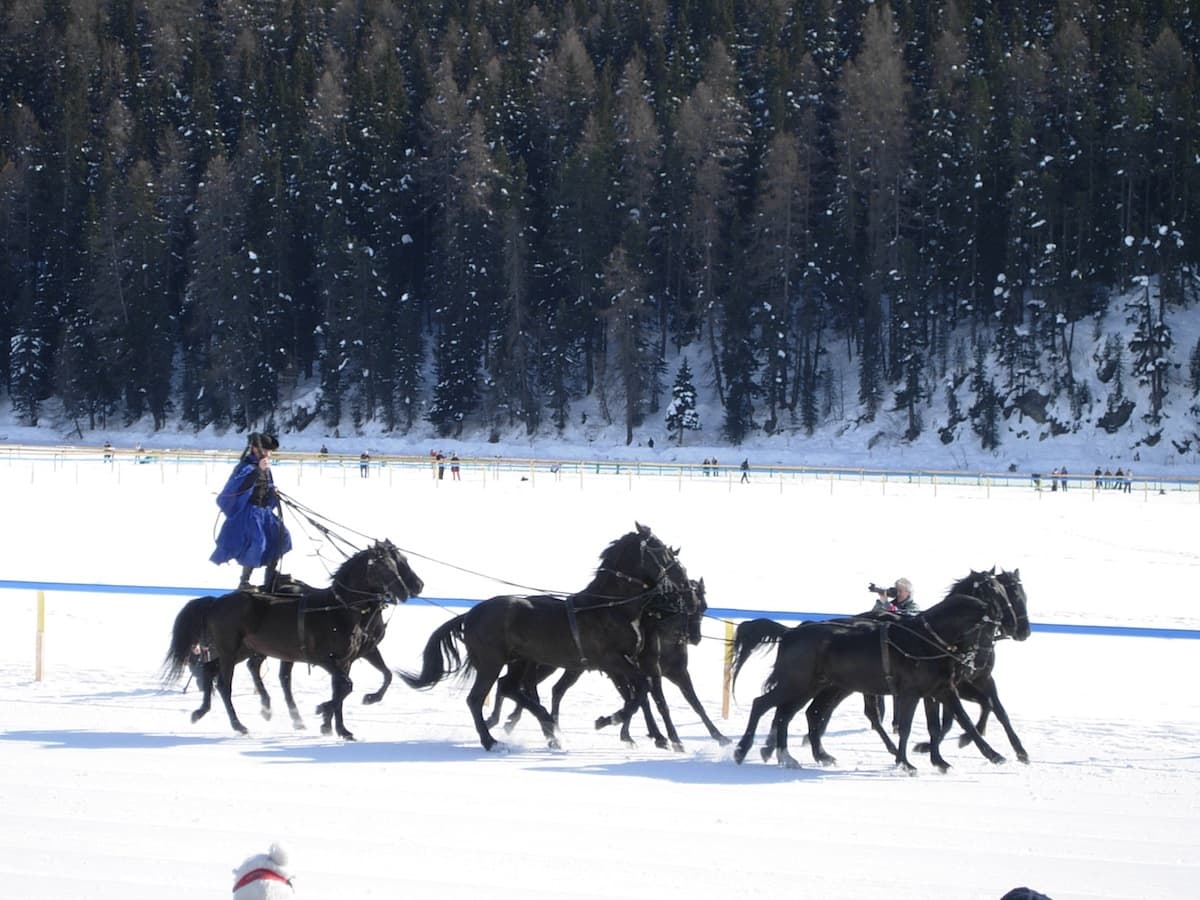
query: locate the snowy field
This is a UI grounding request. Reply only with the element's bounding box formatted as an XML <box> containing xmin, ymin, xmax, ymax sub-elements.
<box><xmin>0</xmin><ymin>456</ymin><xmax>1198</xmax><ymax>899</ymax></box>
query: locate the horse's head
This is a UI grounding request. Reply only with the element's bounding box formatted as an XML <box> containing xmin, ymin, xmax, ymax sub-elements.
<box><xmin>994</xmin><ymin>568</ymin><xmax>1031</xmax><ymax>641</ymax></box>
<box><xmin>936</xmin><ymin>568</ymin><xmax>1011</xmax><ymax>641</ymax></box>
<box><xmin>337</xmin><ymin>540</ymin><xmax>424</xmax><ymax>604</ymax></box>
<box><xmin>373</xmin><ymin>539</ymin><xmax>425</xmax><ymax>603</ymax></box>
<box><xmin>682</xmin><ymin>578</ymin><xmax>707</xmax><ymax>645</ymax></box>
<box><xmin>633</xmin><ymin>521</ymin><xmax>692</xmax><ymax>598</ymax></box>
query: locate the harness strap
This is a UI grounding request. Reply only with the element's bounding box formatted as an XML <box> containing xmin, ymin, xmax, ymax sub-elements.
<box><xmin>296</xmin><ymin>595</ymin><xmax>306</xmax><ymax>650</ymax></box>
<box><xmin>879</xmin><ymin>622</ymin><xmax>896</xmax><ymax>694</ymax></box>
<box><xmin>565</xmin><ymin>597</ymin><xmax>588</xmax><ymax>665</ymax></box>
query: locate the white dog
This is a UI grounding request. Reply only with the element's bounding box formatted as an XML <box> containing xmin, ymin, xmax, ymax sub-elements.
<box><xmin>232</xmin><ymin>842</ymin><xmax>294</xmax><ymax>898</ymax></box>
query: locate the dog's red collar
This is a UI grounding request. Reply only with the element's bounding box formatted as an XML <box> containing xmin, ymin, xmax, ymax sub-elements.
<box><xmin>233</xmin><ymin>868</ymin><xmax>292</xmax><ymax>892</ymax></box>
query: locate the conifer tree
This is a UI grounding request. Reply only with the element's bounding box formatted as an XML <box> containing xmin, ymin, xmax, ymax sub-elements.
<box><xmin>666</xmin><ymin>358</ymin><xmax>701</xmax><ymax>445</ymax></box>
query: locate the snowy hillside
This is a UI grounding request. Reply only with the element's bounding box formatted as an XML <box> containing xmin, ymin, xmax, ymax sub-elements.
<box><xmin>2</xmin><ymin>287</ymin><xmax>1198</xmax><ymax>478</ymax></box>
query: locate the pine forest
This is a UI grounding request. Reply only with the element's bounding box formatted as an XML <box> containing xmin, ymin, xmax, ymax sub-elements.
<box><xmin>1</xmin><ymin>0</ymin><xmax>1197</xmax><ymax>448</ymax></box>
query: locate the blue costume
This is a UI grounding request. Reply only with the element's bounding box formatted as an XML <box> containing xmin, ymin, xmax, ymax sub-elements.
<box><xmin>210</xmin><ymin>434</ymin><xmax>292</xmax><ymax>589</ymax></box>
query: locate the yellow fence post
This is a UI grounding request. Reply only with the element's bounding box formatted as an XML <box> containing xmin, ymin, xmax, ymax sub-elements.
<box><xmin>721</xmin><ymin>619</ymin><xmax>735</xmax><ymax>719</ymax></box>
<box><xmin>35</xmin><ymin>590</ymin><xmax>46</xmax><ymax>681</ymax></box>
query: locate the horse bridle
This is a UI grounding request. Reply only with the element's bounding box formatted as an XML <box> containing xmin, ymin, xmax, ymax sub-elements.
<box><xmin>566</xmin><ymin>536</ymin><xmax>691</xmax><ymax>663</ymax></box>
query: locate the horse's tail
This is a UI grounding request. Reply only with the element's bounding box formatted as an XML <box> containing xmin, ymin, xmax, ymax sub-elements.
<box><xmin>730</xmin><ymin>618</ymin><xmax>790</xmax><ymax>687</ymax></box>
<box><xmin>399</xmin><ymin>614</ymin><xmax>468</xmax><ymax>689</ymax></box>
<box><xmin>161</xmin><ymin>595</ymin><xmax>216</xmax><ymax>684</ymax></box>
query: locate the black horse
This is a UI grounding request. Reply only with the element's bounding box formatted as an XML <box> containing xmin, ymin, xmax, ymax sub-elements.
<box><xmin>732</xmin><ymin>570</ymin><xmax>1011</xmax><ymax>771</ymax></box>
<box><xmin>162</xmin><ymin>540</ymin><xmax>424</xmax><ymax>740</ymax></box>
<box><xmin>909</xmin><ymin>568</ymin><xmax>1032</xmax><ymax>760</ymax></box>
<box><xmin>196</xmin><ymin>629</ymin><xmax>396</xmax><ymax>731</ymax></box>
<box><xmin>794</xmin><ymin>568</ymin><xmax>1031</xmax><ymax>766</ymax></box>
<box><xmin>488</xmin><ymin>578</ymin><xmax>729</xmax><ymax>750</ymax></box>
<box><xmin>400</xmin><ymin>523</ymin><xmax>692</xmax><ymax>752</ymax></box>
<box><xmin>739</xmin><ymin>569</ymin><xmax>1032</xmax><ymax>767</ymax></box>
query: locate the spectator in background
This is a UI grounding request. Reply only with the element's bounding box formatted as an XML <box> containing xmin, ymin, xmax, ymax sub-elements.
<box><xmin>1059</xmin><ymin>466</ymin><xmax>1068</xmax><ymax>491</ymax></box>
<box><xmin>103</xmin><ymin>440</ymin><xmax>114</xmax><ymax>463</ymax></box>
<box><xmin>319</xmin><ymin>444</ymin><xmax>328</xmax><ymax>456</ymax></box>
<box><xmin>436</xmin><ymin>450</ymin><xmax>446</xmax><ymax>480</ymax></box>
<box><xmin>702</xmin><ymin>457</ymin><xmax>711</xmax><ymax>476</ymax></box>
<box><xmin>740</xmin><ymin>458</ymin><xmax>750</xmax><ymax>483</ymax></box>
<box><xmin>451</xmin><ymin>452</ymin><xmax>461</xmax><ymax>480</ymax></box>
<box><xmin>1122</xmin><ymin>468</ymin><xmax>1133</xmax><ymax>493</ymax></box>
<box><xmin>359</xmin><ymin>450</ymin><xmax>370</xmax><ymax>478</ymax></box>
<box><xmin>1094</xmin><ymin>466</ymin><xmax>1102</xmax><ymax>489</ymax></box>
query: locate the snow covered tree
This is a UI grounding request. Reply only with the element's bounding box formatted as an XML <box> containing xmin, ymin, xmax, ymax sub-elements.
<box><xmin>666</xmin><ymin>359</ymin><xmax>701</xmax><ymax>446</ymax></box>
<box><xmin>1127</xmin><ymin>277</ymin><xmax>1173</xmax><ymax>423</ymax></box>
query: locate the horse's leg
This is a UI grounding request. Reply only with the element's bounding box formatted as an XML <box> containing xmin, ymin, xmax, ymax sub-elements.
<box><xmin>923</xmin><ymin>696</ymin><xmax>953</xmax><ymax>772</ymax></box>
<box><xmin>322</xmin><ymin>665</ymin><xmax>356</xmax><ymax>740</ymax></box>
<box><xmin>466</xmin><ymin>664</ymin><xmax>507</xmax><ymax>752</ymax></box>
<box><xmin>861</xmin><ymin>693</ymin><xmax>900</xmax><ymax>760</ymax></box>
<box><xmin>890</xmin><ymin>694</ymin><xmax>920</xmax><ymax>773</ymax></box>
<box><xmin>359</xmin><ymin>647</ymin><xmax>392</xmax><ymax>705</ymax></box>
<box><xmin>667</xmin><ymin>668</ymin><xmax>729</xmax><ymax>745</ymax></box>
<box><xmin>640</xmin><ymin>674</ymin><xmax>680</xmax><ymax>751</ymax></box>
<box><xmin>245</xmin><ymin>654</ymin><xmax>272</xmax><ymax>720</ymax></box>
<box><xmin>214</xmin><ymin>656</ymin><xmax>249</xmax><ymax>735</ymax></box>
<box><xmin>190</xmin><ymin>659</ymin><xmax>218</xmax><ymax>723</ymax></box>
<box><xmin>803</xmin><ymin>688</ymin><xmax>854</xmax><ymax>765</ymax></box>
<box><xmin>773</xmin><ymin>700</ymin><xmax>807</xmax><ymax>769</ymax></box>
<box><xmin>944</xmin><ymin>694</ymin><xmax>1006</xmax><ymax>765</ymax></box>
<box><xmin>734</xmin><ymin>688</ymin><xmax>785</xmax><ymax>765</ymax></box>
<box><xmin>503</xmin><ymin>677</ymin><xmax>562</xmax><ymax>750</ymax></box>
<box><xmin>484</xmin><ymin>663</ymin><xmax>517</xmax><ymax>729</ymax></box>
<box><xmin>277</xmin><ymin>661</ymin><xmax>305</xmax><ymax>729</ymax></box>
<box><xmin>972</xmin><ymin>681</ymin><xmax>1028</xmax><ymax>762</ymax></box>
<box><xmin>549</xmin><ymin>668</ymin><xmax>582</xmax><ymax>725</ymax></box>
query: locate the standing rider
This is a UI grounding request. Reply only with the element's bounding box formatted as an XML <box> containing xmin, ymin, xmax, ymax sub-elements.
<box><xmin>210</xmin><ymin>432</ymin><xmax>293</xmax><ymax>592</ymax></box>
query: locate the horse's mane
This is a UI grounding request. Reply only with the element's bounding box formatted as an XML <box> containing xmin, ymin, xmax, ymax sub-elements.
<box><xmin>943</xmin><ymin>568</ymin><xmax>994</xmax><ymax>601</ymax></box>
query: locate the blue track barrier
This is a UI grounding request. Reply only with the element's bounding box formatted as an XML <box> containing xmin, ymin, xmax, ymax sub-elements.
<box><xmin>2</xmin><ymin>580</ymin><xmax>1198</xmax><ymax>640</ymax></box>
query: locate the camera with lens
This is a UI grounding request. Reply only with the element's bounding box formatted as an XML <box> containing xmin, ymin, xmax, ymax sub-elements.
<box><xmin>868</xmin><ymin>582</ymin><xmax>897</xmax><ymax>598</ymax></box>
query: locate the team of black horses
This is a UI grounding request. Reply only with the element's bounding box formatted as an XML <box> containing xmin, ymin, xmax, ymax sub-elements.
<box><xmin>160</xmin><ymin>522</ymin><xmax>1031</xmax><ymax>770</ymax></box>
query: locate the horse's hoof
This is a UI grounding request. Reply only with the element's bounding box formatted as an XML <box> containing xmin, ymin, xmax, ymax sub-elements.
<box><xmin>233</xmin><ymin>724</ymin><xmax>248</xmax><ymax>735</ymax></box>
<box><xmin>362</xmin><ymin>693</ymin><xmax>383</xmax><ymax>705</ymax></box>
<box><xmin>653</xmin><ymin>736</ymin><xmax>669</xmax><ymax>750</ymax></box>
<box><xmin>292</xmin><ymin>721</ymin><xmax>306</xmax><ymax>731</ymax></box>
<box><xmin>990</xmin><ymin>754</ymin><xmax>1007</xmax><ymax>765</ymax></box>
<box><xmin>1017</xmin><ymin>753</ymin><xmax>1030</xmax><ymax>764</ymax></box>
<box><xmin>594</xmin><ymin>716</ymin><xmax>612</xmax><ymax>730</ymax></box>
<box><xmin>339</xmin><ymin>731</ymin><xmax>356</xmax><ymax>742</ymax></box>
<box><xmin>733</xmin><ymin>746</ymin><xmax>748</xmax><ymax>765</ymax></box>
<box><xmin>779</xmin><ymin>754</ymin><xmax>802</xmax><ymax>770</ymax></box>
<box><xmin>714</xmin><ymin>734</ymin><xmax>731</xmax><ymax>747</ymax></box>
<box><xmin>320</xmin><ymin>723</ymin><xmax>333</xmax><ymax>736</ymax></box>
<box><xmin>759</xmin><ymin>746</ymin><xmax>774</xmax><ymax>762</ymax></box>
<box><xmin>260</xmin><ymin>708</ymin><xmax>272</xmax><ymax>721</ymax></box>
<box><xmin>547</xmin><ymin>737</ymin><xmax>562</xmax><ymax>750</ymax></box>
<box><xmin>671</xmin><ymin>742</ymin><xmax>685</xmax><ymax>753</ymax></box>
<box><xmin>816</xmin><ymin>754</ymin><xmax>837</xmax><ymax>766</ymax></box>
<box><xmin>913</xmin><ymin>741</ymin><xmax>931</xmax><ymax>753</ymax></box>
<box><xmin>933</xmin><ymin>762</ymin><xmax>949</xmax><ymax>773</ymax></box>
<box><xmin>190</xmin><ymin>710</ymin><xmax>205</xmax><ymax>723</ymax></box>
<box><xmin>485</xmin><ymin>740</ymin><xmax>509</xmax><ymax>754</ymax></box>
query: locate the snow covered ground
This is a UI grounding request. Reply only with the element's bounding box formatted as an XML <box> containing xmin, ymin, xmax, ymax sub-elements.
<box><xmin>1</xmin><ymin>455</ymin><xmax>1198</xmax><ymax>899</ymax></box>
